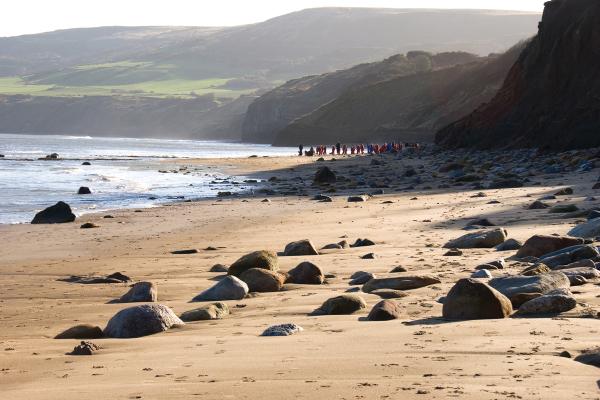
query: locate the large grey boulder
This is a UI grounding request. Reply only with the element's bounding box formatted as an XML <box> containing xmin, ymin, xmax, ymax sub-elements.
<box><xmin>283</xmin><ymin>240</ymin><xmax>319</xmax><ymax>256</ymax></box>
<box><xmin>516</xmin><ymin>235</ymin><xmax>584</xmax><ymax>258</ymax></box>
<box><xmin>104</xmin><ymin>304</ymin><xmax>184</xmax><ymax>338</ymax></box>
<box><xmin>517</xmin><ymin>289</ymin><xmax>577</xmax><ymax>315</ymax></box>
<box><xmin>489</xmin><ymin>272</ymin><xmax>570</xmax><ymax>306</ymax></box>
<box><xmin>227</xmin><ymin>250</ymin><xmax>279</xmax><ymax>277</ymax></box>
<box><xmin>362</xmin><ymin>275</ymin><xmax>441</xmax><ymax>293</ymax></box>
<box><xmin>539</xmin><ymin>244</ymin><xmax>599</xmax><ymax>268</ymax></box>
<box><xmin>444</xmin><ymin>228</ymin><xmax>507</xmax><ymax>249</ymax></box>
<box><xmin>192</xmin><ymin>276</ymin><xmax>249</xmax><ymax>301</ymax></box>
<box><xmin>118</xmin><ymin>282</ymin><xmax>157</xmax><ymax>303</ymax></box>
<box><xmin>568</xmin><ymin>218</ymin><xmax>600</xmax><ymax>238</ymax></box>
<box><xmin>554</xmin><ymin>267</ymin><xmax>600</xmax><ymax>279</ymax></box>
<box><xmin>443</xmin><ymin>278</ymin><xmax>513</xmax><ymax>320</ymax></box>
<box><xmin>180</xmin><ymin>302</ymin><xmax>229</xmax><ymax>322</ymax></box>
<box><xmin>31</xmin><ymin>201</ymin><xmax>76</xmax><ymax>224</ymax></box>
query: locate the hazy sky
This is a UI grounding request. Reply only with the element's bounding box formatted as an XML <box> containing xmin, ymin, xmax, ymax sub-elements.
<box><xmin>2</xmin><ymin>0</ymin><xmax>546</xmax><ymax>37</ymax></box>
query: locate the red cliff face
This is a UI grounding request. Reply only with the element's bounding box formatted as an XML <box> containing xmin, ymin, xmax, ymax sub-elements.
<box><xmin>436</xmin><ymin>0</ymin><xmax>600</xmax><ymax>150</ymax></box>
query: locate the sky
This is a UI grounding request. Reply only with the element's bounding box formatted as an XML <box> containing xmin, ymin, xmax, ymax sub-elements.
<box><xmin>1</xmin><ymin>0</ymin><xmax>547</xmax><ymax>37</ymax></box>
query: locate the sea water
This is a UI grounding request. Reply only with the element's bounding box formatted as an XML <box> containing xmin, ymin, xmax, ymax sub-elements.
<box><xmin>0</xmin><ymin>134</ymin><xmax>295</xmax><ymax>224</ymax></box>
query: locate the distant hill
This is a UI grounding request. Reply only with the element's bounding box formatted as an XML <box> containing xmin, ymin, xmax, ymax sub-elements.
<box><xmin>436</xmin><ymin>0</ymin><xmax>600</xmax><ymax>150</ymax></box>
<box><xmin>269</xmin><ymin>44</ymin><xmax>525</xmax><ymax>146</ymax></box>
<box><xmin>242</xmin><ymin>51</ymin><xmax>480</xmax><ymax>143</ymax></box>
<box><xmin>0</xmin><ymin>8</ymin><xmax>541</xmax><ymax>139</ymax></box>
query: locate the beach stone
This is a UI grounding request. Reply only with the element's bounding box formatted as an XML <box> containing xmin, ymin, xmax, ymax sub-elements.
<box><xmin>552</xmin><ymin>259</ymin><xmax>596</xmax><ymax>270</ymax></box>
<box><xmin>287</xmin><ymin>261</ymin><xmax>324</xmax><ymax>284</ymax></box>
<box><xmin>81</xmin><ymin>161</ymin><xmax>91</xmax><ymax>166</ymax></box>
<box><xmin>555</xmin><ymin>187</ymin><xmax>574</xmax><ymax>196</ymax></box>
<box><xmin>567</xmin><ymin>218</ymin><xmax>600</xmax><ymax>238</ymax></box>
<box><xmin>555</xmin><ymin>267</ymin><xmax>600</xmax><ymax>279</ymax></box>
<box><xmin>390</xmin><ymin>266</ymin><xmax>407</xmax><ymax>273</ymax></box>
<box><xmin>349</xmin><ymin>271</ymin><xmax>375</xmax><ymax>285</ymax></box>
<box><xmin>361</xmin><ymin>253</ymin><xmax>377</xmax><ymax>259</ymax></box>
<box><xmin>80</xmin><ymin>222</ymin><xmax>99</xmax><ymax>229</ymax></box>
<box><xmin>61</xmin><ymin>272</ymin><xmax>131</xmax><ymax>284</ymax></box>
<box><xmin>443</xmin><ymin>278</ymin><xmax>513</xmax><ymax>320</ymax></box>
<box><xmin>239</xmin><ymin>268</ymin><xmax>285</xmax><ymax>292</ymax></box>
<box><xmin>467</xmin><ymin>218</ymin><xmax>496</xmax><ymax>227</ymax></box>
<box><xmin>471</xmin><ymin>269</ymin><xmax>492</xmax><ymax>278</ymax></box>
<box><xmin>348</xmin><ymin>195</ymin><xmax>369</xmax><ymax>202</ymax></box>
<box><xmin>540</xmin><ymin>244</ymin><xmax>599</xmax><ymax>267</ymax></box>
<box><xmin>338</xmin><ymin>240</ymin><xmax>350</xmax><ymax>249</ymax></box>
<box><xmin>488</xmin><ymin>178</ymin><xmax>523</xmax><ymax>189</ymax></box>
<box><xmin>171</xmin><ymin>249</ymin><xmax>198</xmax><ymax>254</ymax></box>
<box><xmin>362</xmin><ymin>276</ymin><xmax>441</xmax><ymax>293</ymax></box>
<box><xmin>31</xmin><ymin>201</ymin><xmax>76</xmax><ymax>224</ymax></box>
<box><xmin>528</xmin><ymin>200</ymin><xmax>550</xmax><ymax>210</ymax></box>
<box><xmin>180</xmin><ymin>302</ymin><xmax>229</xmax><ymax>322</ymax></box>
<box><xmin>209</xmin><ymin>264</ymin><xmax>229</xmax><ymax>273</ymax></box>
<box><xmin>313</xmin><ymin>194</ymin><xmax>333</xmax><ymax>201</ymax></box>
<box><xmin>521</xmin><ymin>263</ymin><xmax>551</xmax><ymax>276</ymax></box>
<box><xmin>517</xmin><ymin>290</ymin><xmax>577</xmax><ymax>315</ymax></box>
<box><xmin>569</xmin><ymin>275</ymin><xmax>588</xmax><ymax>286</ymax></box>
<box><xmin>496</xmin><ymin>238</ymin><xmax>523</xmax><ymax>251</ymax></box>
<box><xmin>489</xmin><ymin>272</ymin><xmax>570</xmax><ymax>306</ymax></box>
<box><xmin>549</xmin><ymin>204</ymin><xmax>579</xmax><ymax>214</ymax></box>
<box><xmin>367</xmin><ymin>300</ymin><xmax>402</xmax><ymax>321</ymax></box>
<box><xmin>261</xmin><ymin>323</ymin><xmax>303</xmax><ymax>336</ymax></box>
<box><xmin>370</xmin><ymin>289</ymin><xmax>408</xmax><ymax>299</ymax></box>
<box><xmin>322</xmin><ymin>243</ymin><xmax>342</xmax><ymax>250</ymax></box>
<box><xmin>104</xmin><ymin>304</ymin><xmax>184</xmax><ymax>338</ymax></box>
<box><xmin>283</xmin><ymin>239</ymin><xmax>319</xmax><ymax>256</ymax></box>
<box><xmin>575</xmin><ymin>350</ymin><xmax>600</xmax><ymax>368</ymax></box>
<box><xmin>55</xmin><ymin>324</ymin><xmax>104</xmax><ymax>339</ymax></box>
<box><xmin>444</xmin><ymin>228</ymin><xmax>507</xmax><ymax>249</ymax></box>
<box><xmin>70</xmin><ymin>341</ymin><xmax>100</xmax><ymax>356</ymax></box>
<box><xmin>317</xmin><ymin>294</ymin><xmax>367</xmax><ymax>315</ymax></box>
<box><xmin>192</xmin><ymin>275</ymin><xmax>249</xmax><ymax>301</ymax></box>
<box><xmin>516</xmin><ymin>235</ymin><xmax>584</xmax><ymax>258</ymax></box>
<box><xmin>228</xmin><ymin>250</ymin><xmax>279</xmax><ymax>277</ymax></box>
<box><xmin>314</xmin><ymin>167</ymin><xmax>336</xmax><ymax>184</ymax></box>
<box><xmin>444</xmin><ymin>248</ymin><xmax>463</xmax><ymax>256</ymax></box>
<box><xmin>119</xmin><ymin>282</ymin><xmax>157</xmax><ymax>303</ymax></box>
<box><xmin>77</xmin><ymin>186</ymin><xmax>91</xmax><ymax>195</ymax></box>
<box><xmin>352</xmin><ymin>238</ymin><xmax>376</xmax><ymax>247</ymax></box>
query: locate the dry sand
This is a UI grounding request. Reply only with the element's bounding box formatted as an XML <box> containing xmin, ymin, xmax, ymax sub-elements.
<box><xmin>1</xmin><ymin>154</ymin><xmax>599</xmax><ymax>399</ymax></box>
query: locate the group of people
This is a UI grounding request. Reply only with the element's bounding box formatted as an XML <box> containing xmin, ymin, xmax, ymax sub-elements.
<box><xmin>298</xmin><ymin>142</ymin><xmax>420</xmax><ymax>157</ymax></box>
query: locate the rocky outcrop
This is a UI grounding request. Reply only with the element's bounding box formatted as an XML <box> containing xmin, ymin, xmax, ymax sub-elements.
<box><xmin>436</xmin><ymin>0</ymin><xmax>600</xmax><ymax>150</ymax></box>
<box><xmin>103</xmin><ymin>304</ymin><xmax>184</xmax><ymax>338</ymax></box>
<box><xmin>31</xmin><ymin>201</ymin><xmax>76</xmax><ymax>224</ymax></box>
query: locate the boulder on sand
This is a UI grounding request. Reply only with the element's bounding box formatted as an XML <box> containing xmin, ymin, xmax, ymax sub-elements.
<box><xmin>517</xmin><ymin>289</ymin><xmax>577</xmax><ymax>315</ymax></box>
<box><xmin>192</xmin><ymin>275</ymin><xmax>249</xmax><ymax>301</ymax></box>
<box><xmin>283</xmin><ymin>239</ymin><xmax>319</xmax><ymax>256</ymax></box>
<box><xmin>104</xmin><ymin>304</ymin><xmax>184</xmax><ymax>338</ymax></box>
<box><xmin>70</xmin><ymin>341</ymin><xmax>100</xmax><ymax>355</ymax></box>
<box><xmin>516</xmin><ymin>235</ymin><xmax>584</xmax><ymax>258</ymax></box>
<box><xmin>287</xmin><ymin>261</ymin><xmax>324</xmax><ymax>284</ymax></box>
<box><xmin>77</xmin><ymin>186</ymin><xmax>92</xmax><ymax>195</ymax></box>
<box><xmin>118</xmin><ymin>282</ymin><xmax>157</xmax><ymax>303</ymax></box>
<box><xmin>539</xmin><ymin>244</ymin><xmax>599</xmax><ymax>268</ymax></box>
<box><xmin>443</xmin><ymin>278</ymin><xmax>513</xmax><ymax>320</ymax></box>
<box><xmin>367</xmin><ymin>300</ymin><xmax>402</xmax><ymax>321</ymax></box>
<box><xmin>55</xmin><ymin>324</ymin><xmax>104</xmax><ymax>339</ymax></box>
<box><xmin>180</xmin><ymin>302</ymin><xmax>229</xmax><ymax>321</ymax></box>
<box><xmin>362</xmin><ymin>275</ymin><xmax>441</xmax><ymax>293</ymax></box>
<box><xmin>349</xmin><ymin>271</ymin><xmax>375</xmax><ymax>285</ymax></box>
<box><xmin>575</xmin><ymin>350</ymin><xmax>600</xmax><ymax>368</ymax></box>
<box><xmin>228</xmin><ymin>250</ymin><xmax>278</xmax><ymax>277</ymax></box>
<box><xmin>489</xmin><ymin>271</ymin><xmax>570</xmax><ymax>306</ymax></box>
<box><xmin>567</xmin><ymin>218</ymin><xmax>600</xmax><ymax>238</ymax></box>
<box><xmin>239</xmin><ymin>268</ymin><xmax>285</xmax><ymax>292</ymax></box>
<box><xmin>313</xmin><ymin>166</ymin><xmax>336</xmax><ymax>184</ymax></box>
<box><xmin>316</xmin><ymin>294</ymin><xmax>367</xmax><ymax>315</ymax></box>
<box><xmin>444</xmin><ymin>228</ymin><xmax>507</xmax><ymax>249</ymax></box>
<box><xmin>31</xmin><ymin>201</ymin><xmax>76</xmax><ymax>224</ymax></box>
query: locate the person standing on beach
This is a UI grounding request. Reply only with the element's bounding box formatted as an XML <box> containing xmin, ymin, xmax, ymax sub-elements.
<box><xmin>298</xmin><ymin>145</ymin><xmax>304</xmax><ymax>156</ymax></box>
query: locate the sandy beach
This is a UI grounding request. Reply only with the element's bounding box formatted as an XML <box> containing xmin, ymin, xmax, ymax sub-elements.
<box><xmin>1</xmin><ymin>152</ymin><xmax>599</xmax><ymax>399</ymax></box>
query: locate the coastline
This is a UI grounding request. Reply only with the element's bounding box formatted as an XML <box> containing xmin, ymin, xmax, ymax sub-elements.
<box><xmin>1</xmin><ymin>152</ymin><xmax>600</xmax><ymax>399</ymax></box>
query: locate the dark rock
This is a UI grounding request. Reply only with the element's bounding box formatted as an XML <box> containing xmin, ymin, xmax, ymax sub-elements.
<box><xmin>444</xmin><ymin>228</ymin><xmax>507</xmax><ymax>249</ymax></box>
<box><xmin>488</xmin><ymin>178</ymin><xmax>523</xmax><ymax>189</ymax></box>
<box><xmin>55</xmin><ymin>324</ymin><xmax>104</xmax><ymax>339</ymax></box>
<box><xmin>77</xmin><ymin>186</ymin><xmax>91</xmax><ymax>195</ymax></box>
<box><xmin>516</xmin><ymin>235</ymin><xmax>584</xmax><ymax>258</ymax></box>
<box><xmin>443</xmin><ymin>278</ymin><xmax>513</xmax><ymax>320</ymax></box>
<box><xmin>118</xmin><ymin>281</ymin><xmax>157</xmax><ymax>303</ymax></box>
<box><xmin>70</xmin><ymin>341</ymin><xmax>100</xmax><ymax>356</ymax></box>
<box><xmin>351</xmin><ymin>238</ymin><xmax>376</xmax><ymax>247</ymax></box>
<box><xmin>554</xmin><ymin>187</ymin><xmax>573</xmax><ymax>196</ymax></box>
<box><xmin>171</xmin><ymin>249</ymin><xmax>199</xmax><ymax>254</ymax></box>
<box><xmin>549</xmin><ymin>204</ymin><xmax>579</xmax><ymax>214</ymax></box>
<box><xmin>81</xmin><ymin>161</ymin><xmax>91</xmax><ymax>166</ymax></box>
<box><xmin>349</xmin><ymin>271</ymin><xmax>375</xmax><ymax>285</ymax></box>
<box><xmin>287</xmin><ymin>261</ymin><xmax>324</xmax><ymax>284</ymax></box>
<box><xmin>31</xmin><ymin>201</ymin><xmax>76</xmax><ymax>224</ymax></box>
<box><xmin>528</xmin><ymin>200</ymin><xmax>550</xmax><ymax>210</ymax></box>
<box><xmin>314</xmin><ymin>167</ymin><xmax>336</xmax><ymax>184</ymax></box>
<box><xmin>390</xmin><ymin>266</ymin><xmax>407</xmax><ymax>273</ymax></box>
<box><xmin>283</xmin><ymin>239</ymin><xmax>319</xmax><ymax>256</ymax></box>
<box><xmin>489</xmin><ymin>272</ymin><xmax>570</xmax><ymax>306</ymax></box>
<box><xmin>443</xmin><ymin>248</ymin><xmax>463</xmax><ymax>256</ymax></box>
<box><xmin>104</xmin><ymin>304</ymin><xmax>184</xmax><ymax>338</ymax></box>
<box><xmin>568</xmin><ymin>218</ymin><xmax>600</xmax><ymax>238</ymax></box>
<box><xmin>467</xmin><ymin>218</ymin><xmax>496</xmax><ymax>227</ymax></box>
<box><xmin>209</xmin><ymin>264</ymin><xmax>229</xmax><ymax>273</ymax></box>
<box><xmin>370</xmin><ymin>289</ymin><xmax>408</xmax><ymax>299</ymax></box>
<box><xmin>80</xmin><ymin>222</ymin><xmax>99</xmax><ymax>229</ymax></box>
<box><xmin>361</xmin><ymin>253</ymin><xmax>377</xmax><ymax>259</ymax></box>
<box><xmin>348</xmin><ymin>195</ymin><xmax>369</xmax><ymax>202</ymax></box>
<box><xmin>496</xmin><ymin>238</ymin><xmax>522</xmax><ymax>251</ymax></box>
<box><xmin>367</xmin><ymin>300</ymin><xmax>402</xmax><ymax>321</ymax></box>
<box><xmin>261</xmin><ymin>323</ymin><xmax>303</xmax><ymax>336</ymax></box>
<box><xmin>575</xmin><ymin>350</ymin><xmax>600</xmax><ymax>368</ymax></box>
